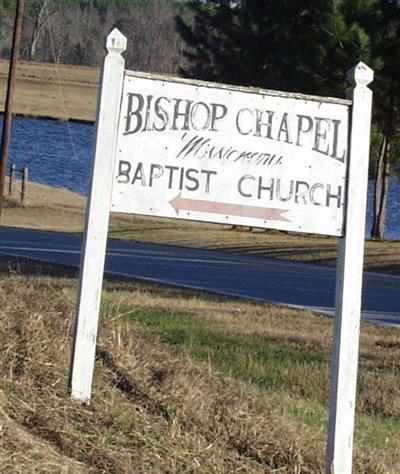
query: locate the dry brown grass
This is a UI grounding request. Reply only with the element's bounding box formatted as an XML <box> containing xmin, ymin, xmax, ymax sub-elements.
<box><xmin>0</xmin><ymin>60</ymin><xmax>99</xmax><ymax>122</ymax></box>
<box><xmin>0</xmin><ymin>263</ymin><xmax>321</xmax><ymax>473</ymax></box>
<box><xmin>2</xmin><ymin>178</ymin><xmax>86</xmax><ymax>232</ymax></box>
<box><xmin>2</xmin><ymin>177</ymin><xmax>135</xmax><ymax>233</ymax></box>
<box><xmin>0</xmin><ymin>257</ymin><xmax>399</xmax><ymax>472</ymax></box>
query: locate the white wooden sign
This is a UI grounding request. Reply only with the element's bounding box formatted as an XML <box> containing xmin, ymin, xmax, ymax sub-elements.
<box><xmin>112</xmin><ymin>72</ymin><xmax>350</xmax><ymax>236</ymax></box>
<box><xmin>70</xmin><ymin>29</ymin><xmax>373</xmax><ymax>474</ymax></box>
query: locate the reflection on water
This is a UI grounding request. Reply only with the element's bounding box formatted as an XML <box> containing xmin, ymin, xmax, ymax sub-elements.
<box><xmin>1</xmin><ymin>115</ymin><xmax>399</xmax><ymax>240</ymax></box>
<box><xmin>366</xmin><ymin>180</ymin><xmax>400</xmax><ymax>240</ymax></box>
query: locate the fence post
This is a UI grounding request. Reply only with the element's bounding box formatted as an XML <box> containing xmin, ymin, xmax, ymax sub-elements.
<box><xmin>21</xmin><ymin>166</ymin><xmax>28</xmax><ymax>205</ymax></box>
<box><xmin>9</xmin><ymin>163</ymin><xmax>16</xmax><ymax>195</ymax></box>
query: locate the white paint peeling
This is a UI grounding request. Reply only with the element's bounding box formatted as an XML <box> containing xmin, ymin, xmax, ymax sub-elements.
<box><xmin>326</xmin><ymin>61</ymin><xmax>373</xmax><ymax>474</ymax></box>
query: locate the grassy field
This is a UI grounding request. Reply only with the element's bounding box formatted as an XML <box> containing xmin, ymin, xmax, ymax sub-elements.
<box><xmin>0</xmin><ymin>258</ymin><xmax>399</xmax><ymax>472</ymax></box>
<box><xmin>0</xmin><ymin>60</ymin><xmax>98</xmax><ymax>122</ymax></box>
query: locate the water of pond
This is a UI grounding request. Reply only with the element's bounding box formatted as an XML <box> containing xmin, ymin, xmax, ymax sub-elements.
<box><xmin>2</xmin><ymin>116</ymin><xmax>399</xmax><ymax>240</ymax></box>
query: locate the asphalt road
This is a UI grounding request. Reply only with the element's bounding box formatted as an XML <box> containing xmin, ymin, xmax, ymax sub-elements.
<box><xmin>0</xmin><ymin>227</ymin><xmax>399</xmax><ymax>328</ymax></box>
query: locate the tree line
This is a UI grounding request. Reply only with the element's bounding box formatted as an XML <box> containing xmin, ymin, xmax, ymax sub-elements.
<box><xmin>0</xmin><ymin>0</ymin><xmax>187</xmax><ymax>74</ymax></box>
<box><xmin>0</xmin><ymin>0</ymin><xmax>398</xmax><ymax>239</ymax></box>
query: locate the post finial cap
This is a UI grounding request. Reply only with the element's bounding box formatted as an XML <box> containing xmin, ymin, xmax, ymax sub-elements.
<box><xmin>347</xmin><ymin>62</ymin><xmax>373</xmax><ymax>87</ymax></box>
<box><xmin>106</xmin><ymin>28</ymin><xmax>127</xmax><ymax>54</ymax></box>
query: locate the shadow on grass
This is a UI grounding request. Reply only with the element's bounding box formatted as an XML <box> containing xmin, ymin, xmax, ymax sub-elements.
<box><xmin>0</xmin><ymin>254</ymin><xmax>79</xmax><ymax>279</ymax></box>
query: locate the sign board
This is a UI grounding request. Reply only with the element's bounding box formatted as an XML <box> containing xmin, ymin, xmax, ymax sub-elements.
<box><xmin>70</xmin><ymin>30</ymin><xmax>373</xmax><ymax>474</ymax></box>
<box><xmin>112</xmin><ymin>72</ymin><xmax>350</xmax><ymax>236</ymax></box>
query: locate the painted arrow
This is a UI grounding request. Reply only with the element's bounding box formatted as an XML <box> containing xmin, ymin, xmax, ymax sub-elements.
<box><xmin>169</xmin><ymin>194</ymin><xmax>289</xmax><ymax>222</ymax></box>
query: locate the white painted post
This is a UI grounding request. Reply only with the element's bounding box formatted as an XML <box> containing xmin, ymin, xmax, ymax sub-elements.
<box><xmin>69</xmin><ymin>29</ymin><xmax>126</xmax><ymax>403</ymax></box>
<box><xmin>326</xmin><ymin>62</ymin><xmax>373</xmax><ymax>473</ymax></box>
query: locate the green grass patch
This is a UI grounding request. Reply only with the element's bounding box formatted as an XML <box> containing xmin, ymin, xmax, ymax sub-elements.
<box><xmin>113</xmin><ymin>305</ymin><xmax>400</xmax><ymax>447</ymax></box>
<box><xmin>98</xmin><ymin>292</ymin><xmax>400</xmax><ymax>471</ymax></box>
<box><xmin>120</xmin><ymin>307</ymin><xmax>329</xmax><ymax>404</ymax></box>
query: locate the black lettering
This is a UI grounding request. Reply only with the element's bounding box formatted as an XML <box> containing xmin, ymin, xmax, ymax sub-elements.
<box><xmin>238</xmin><ymin>175</ymin><xmax>254</xmax><ymax>197</ymax></box>
<box><xmin>277</xmin><ymin>113</ymin><xmax>292</xmax><ymax>144</ymax></box>
<box><xmin>190</xmin><ymin>102</ymin><xmax>211</xmax><ymax>131</ymax></box>
<box><xmin>165</xmin><ymin>165</ymin><xmax>179</xmax><ymax>188</ymax></box>
<box><xmin>131</xmin><ymin>162</ymin><xmax>146</xmax><ymax>186</ymax></box>
<box><xmin>296</xmin><ymin>115</ymin><xmax>313</xmax><ymax>146</ymax></box>
<box><xmin>265</xmin><ymin>154</ymin><xmax>277</xmax><ymax>165</ymax></box>
<box><xmin>326</xmin><ymin>184</ymin><xmax>343</xmax><ymax>208</ymax></box>
<box><xmin>149</xmin><ymin>164</ymin><xmax>163</xmax><ymax>187</ymax></box>
<box><xmin>295</xmin><ymin>181</ymin><xmax>309</xmax><ymax>204</ymax></box>
<box><xmin>117</xmin><ymin>160</ymin><xmax>131</xmax><ymax>184</ymax></box>
<box><xmin>143</xmin><ymin>95</ymin><xmax>153</xmax><ymax>131</ymax></box>
<box><xmin>276</xmin><ymin>179</ymin><xmax>294</xmax><ymax>202</ymax></box>
<box><xmin>249</xmin><ymin>152</ymin><xmax>259</xmax><ymax>163</ymax></box>
<box><xmin>258</xmin><ymin>177</ymin><xmax>274</xmax><ymax>200</ymax></box>
<box><xmin>179</xmin><ymin>167</ymin><xmax>185</xmax><ymax>190</ymax></box>
<box><xmin>171</xmin><ymin>99</ymin><xmax>192</xmax><ymax>130</ymax></box>
<box><xmin>185</xmin><ymin>168</ymin><xmax>200</xmax><ymax>191</ymax></box>
<box><xmin>222</xmin><ymin>147</ymin><xmax>234</xmax><ymax>160</ymax></box>
<box><xmin>255</xmin><ymin>153</ymin><xmax>268</xmax><ymax>165</ymax></box>
<box><xmin>226</xmin><ymin>149</ymin><xmax>239</xmax><ymax>161</ymax></box>
<box><xmin>210</xmin><ymin>103</ymin><xmax>228</xmax><ymax>131</ymax></box>
<box><xmin>330</xmin><ymin>119</ymin><xmax>346</xmax><ymax>163</ymax></box>
<box><xmin>177</xmin><ymin>135</ymin><xmax>209</xmax><ymax>159</ymax></box>
<box><xmin>201</xmin><ymin>169</ymin><xmax>217</xmax><ymax>193</ymax></box>
<box><xmin>197</xmin><ymin>141</ymin><xmax>212</xmax><ymax>159</ymax></box>
<box><xmin>208</xmin><ymin>145</ymin><xmax>224</xmax><ymax>161</ymax></box>
<box><xmin>124</xmin><ymin>93</ymin><xmax>144</xmax><ymax>135</ymax></box>
<box><xmin>310</xmin><ymin>183</ymin><xmax>324</xmax><ymax>206</ymax></box>
<box><xmin>234</xmin><ymin>151</ymin><xmax>252</xmax><ymax>163</ymax></box>
<box><xmin>236</xmin><ymin>108</ymin><xmax>253</xmax><ymax>135</ymax></box>
<box><xmin>255</xmin><ymin>110</ymin><xmax>274</xmax><ymax>138</ymax></box>
<box><xmin>153</xmin><ymin>97</ymin><xmax>170</xmax><ymax>132</ymax></box>
<box><xmin>312</xmin><ymin>117</ymin><xmax>330</xmax><ymax>155</ymax></box>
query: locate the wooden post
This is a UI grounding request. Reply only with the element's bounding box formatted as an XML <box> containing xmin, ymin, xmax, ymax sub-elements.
<box><xmin>326</xmin><ymin>62</ymin><xmax>373</xmax><ymax>473</ymax></box>
<box><xmin>21</xmin><ymin>165</ymin><xmax>28</xmax><ymax>205</ymax></box>
<box><xmin>69</xmin><ymin>29</ymin><xmax>126</xmax><ymax>403</ymax></box>
<box><xmin>0</xmin><ymin>0</ymin><xmax>25</xmax><ymax>223</ymax></box>
<box><xmin>9</xmin><ymin>163</ymin><xmax>16</xmax><ymax>195</ymax></box>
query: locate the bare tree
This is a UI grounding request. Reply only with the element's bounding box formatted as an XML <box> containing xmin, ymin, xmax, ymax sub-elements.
<box><xmin>0</xmin><ymin>0</ymin><xmax>186</xmax><ymax>74</ymax></box>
